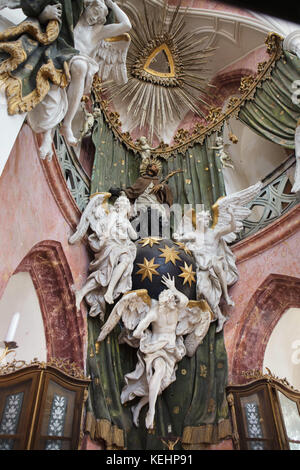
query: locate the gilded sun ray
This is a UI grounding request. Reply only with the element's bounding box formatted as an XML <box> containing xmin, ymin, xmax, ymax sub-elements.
<box><xmin>103</xmin><ymin>0</ymin><xmax>215</xmax><ymax>143</ymax></box>
<box><xmin>174</xmin><ymin>241</ymin><xmax>192</xmax><ymax>256</ymax></box>
<box><xmin>138</xmin><ymin>237</ymin><xmax>162</xmax><ymax>248</ymax></box>
<box><xmin>159</xmin><ymin>245</ymin><xmax>181</xmax><ymax>265</ymax></box>
<box><xmin>178</xmin><ymin>262</ymin><xmax>196</xmax><ymax>287</ymax></box>
<box><xmin>136</xmin><ymin>257</ymin><xmax>160</xmax><ymax>282</ymax></box>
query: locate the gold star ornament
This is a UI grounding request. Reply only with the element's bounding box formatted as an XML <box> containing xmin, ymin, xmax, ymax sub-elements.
<box><xmin>138</xmin><ymin>237</ymin><xmax>162</xmax><ymax>248</ymax></box>
<box><xmin>178</xmin><ymin>262</ymin><xmax>196</xmax><ymax>287</ymax></box>
<box><xmin>174</xmin><ymin>241</ymin><xmax>192</xmax><ymax>256</ymax></box>
<box><xmin>159</xmin><ymin>245</ymin><xmax>181</xmax><ymax>265</ymax></box>
<box><xmin>136</xmin><ymin>257</ymin><xmax>160</xmax><ymax>282</ymax></box>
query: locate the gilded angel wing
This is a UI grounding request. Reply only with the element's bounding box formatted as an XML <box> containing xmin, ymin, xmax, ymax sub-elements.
<box><xmin>97</xmin><ymin>289</ymin><xmax>151</xmax><ymax>343</ymax></box>
<box><xmin>68</xmin><ymin>192</ymin><xmax>111</xmax><ymax>245</ymax></box>
<box><xmin>96</xmin><ymin>34</ymin><xmax>131</xmax><ymax>85</ymax></box>
<box><xmin>211</xmin><ymin>181</ymin><xmax>263</xmax><ymax>243</ymax></box>
<box><xmin>176</xmin><ymin>300</ymin><xmax>213</xmax><ymax>357</ymax></box>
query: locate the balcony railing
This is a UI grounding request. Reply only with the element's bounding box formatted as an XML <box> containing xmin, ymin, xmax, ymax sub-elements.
<box><xmin>235</xmin><ymin>155</ymin><xmax>299</xmax><ymax>242</ymax></box>
<box><xmin>54</xmin><ymin>130</ymin><xmax>90</xmax><ymax>212</ymax></box>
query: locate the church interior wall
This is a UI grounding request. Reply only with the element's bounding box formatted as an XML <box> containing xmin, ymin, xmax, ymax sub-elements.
<box><xmin>0</xmin><ymin>124</ymin><xmax>90</xmax><ymax>369</ymax></box>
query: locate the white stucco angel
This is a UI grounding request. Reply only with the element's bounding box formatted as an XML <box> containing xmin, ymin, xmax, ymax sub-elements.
<box><xmin>69</xmin><ymin>192</ymin><xmax>137</xmax><ymax>318</ymax></box>
<box><xmin>0</xmin><ymin>0</ymin><xmax>132</xmax><ymax>159</ymax></box>
<box><xmin>80</xmin><ymin>102</ymin><xmax>101</xmax><ymax>139</ymax></box>
<box><xmin>97</xmin><ymin>274</ymin><xmax>212</xmax><ymax>429</ymax></box>
<box><xmin>174</xmin><ymin>182</ymin><xmax>262</xmax><ymax>332</ymax></box>
<box><xmin>292</xmin><ymin>121</ymin><xmax>300</xmax><ymax>193</ymax></box>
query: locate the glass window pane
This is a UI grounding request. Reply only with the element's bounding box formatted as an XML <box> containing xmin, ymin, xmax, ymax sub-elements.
<box><xmin>240</xmin><ymin>394</ymin><xmax>264</xmax><ymax>439</ymax></box>
<box><xmin>0</xmin><ymin>392</ymin><xmax>24</xmax><ymax>436</ymax></box>
<box><xmin>247</xmin><ymin>441</ymin><xmax>265</xmax><ymax>450</ymax></box>
<box><xmin>278</xmin><ymin>391</ymin><xmax>300</xmax><ymax>442</ymax></box>
<box><xmin>0</xmin><ymin>439</ymin><xmax>15</xmax><ymax>450</ymax></box>
<box><xmin>290</xmin><ymin>443</ymin><xmax>300</xmax><ymax>450</ymax></box>
<box><xmin>45</xmin><ymin>439</ymin><xmax>71</xmax><ymax>451</ymax></box>
<box><xmin>40</xmin><ymin>380</ymin><xmax>76</xmax><ymax>441</ymax></box>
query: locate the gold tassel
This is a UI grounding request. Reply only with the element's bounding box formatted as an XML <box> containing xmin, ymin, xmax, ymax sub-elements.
<box><xmin>229</xmin><ymin>131</ymin><xmax>238</xmax><ymax>144</ymax></box>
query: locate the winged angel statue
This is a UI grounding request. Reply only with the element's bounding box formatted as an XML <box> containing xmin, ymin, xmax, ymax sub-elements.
<box><xmin>97</xmin><ymin>274</ymin><xmax>212</xmax><ymax>430</ymax></box>
<box><xmin>69</xmin><ymin>192</ymin><xmax>137</xmax><ymax>318</ymax></box>
<box><xmin>174</xmin><ymin>181</ymin><xmax>263</xmax><ymax>332</ymax></box>
<box><xmin>0</xmin><ymin>0</ymin><xmax>131</xmax><ymax>159</ymax></box>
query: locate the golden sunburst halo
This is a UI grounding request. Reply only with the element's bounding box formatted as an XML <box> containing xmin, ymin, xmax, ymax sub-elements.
<box><xmin>158</xmin><ymin>245</ymin><xmax>181</xmax><ymax>265</ymax></box>
<box><xmin>104</xmin><ymin>0</ymin><xmax>215</xmax><ymax>143</ymax></box>
<box><xmin>136</xmin><ymin>257</ymin><xmax>160</xmax><ymax>282</ymax></box>
<box><xmin>138</xmin><ymin>237</ymin><xmax>162</xmax><ymax>248</ymax></box>
<box><xmin>178</xmin><ymin>262</ymin><xmax>196</xmax><ymax>287</ymax></box>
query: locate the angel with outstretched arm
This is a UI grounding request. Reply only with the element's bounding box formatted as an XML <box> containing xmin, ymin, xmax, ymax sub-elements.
<box><xmin>174</xmin><ymin>181</ymin><xmax>262</xmax><ymax>331</ymax></box>
<box><xmin>96</xmin><ymin>273</ymin><xmax>213</xmax><ymax>430</ymax></box>
<box><xmin>69</xmin><ymin>193</ymin><xmax>137</xmax><ymax>318</ymax></box>
<box><xmin>0</xmin><ymin>0</ymin><xmax>132</xmax><ymax>159</ymax></box>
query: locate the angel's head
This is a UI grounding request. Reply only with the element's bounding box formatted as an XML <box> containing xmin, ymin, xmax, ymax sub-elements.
<box><xmin>215</xmin><ymin>135</ymin><xmax>223</xmax><ymax>145</ymax></box>
<box><xmin>114</xmin><ymin>194</ymin><xmax>131</xmax><ymax>216</ymax></box>
<box><xmin>196</xmin><ymin>210</ymin><xmax>211</xmax><ymax>228</ymax></box>
<box><xmin>158</xmin><ymin>289</ymin><xmax>177</xmax><ymax>309</ymax></box>
<box><xmin>83</xmin><ymin>0</ymin><xmax>108</xmax><ymax>25</ymax></box>
<box><xmin>138</xmin><ymin>136</ymin><xmax>148</xmax><ymax>146</ymax></box>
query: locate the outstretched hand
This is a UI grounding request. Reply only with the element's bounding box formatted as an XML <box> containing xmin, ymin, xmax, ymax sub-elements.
<box><xmin>105</xmin><ymin>0</ymin><xmax>115</xmax><ymax>8</ymax></box>
<box><xmin>161</xmin><ymin>273</ymin><xmax>176</xmax><ymax>291</ymax></box>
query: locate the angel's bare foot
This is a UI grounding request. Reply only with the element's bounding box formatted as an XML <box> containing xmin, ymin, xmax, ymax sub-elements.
<box><xmin>39</xmin><ymin>131</ymin><xmax>53</xmax><ymax>161</ymax></box>
<box><xmin>60</xmin><ymin>124</ymin><xmax>78</xmax><ymax>147</ymax></box>
<box><xmin>132</xmin><ymin>405</ymin><xmax>140</xmax><ymax>428</ymax></box>
<box><xmin>225</xmin><ymin>296</ymin><xmax>235</xmax><ymax>307</ymax></box>
<box><xmin>216</xmin><ymin>313</ymin><xmax>227</xmax><ymax>333</ymax></box>
<box><xmin>104</xmin><ymin>291</ymin><xmax>114</xmax><ymax>305</ymax></box>
<box><xmin>75</xmin><ymin>292</ymin><xmax>82</xmax><ymax>312</ymax></box>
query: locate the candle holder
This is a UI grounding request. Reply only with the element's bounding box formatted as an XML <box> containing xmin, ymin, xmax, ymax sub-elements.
<box><xmin>0</xmin><ymin>341</ymin><xmax>18</xmax><ymax>364</ymax></box>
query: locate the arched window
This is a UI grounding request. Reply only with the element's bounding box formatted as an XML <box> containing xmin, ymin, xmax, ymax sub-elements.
<box><xmin>0</xmin><ymin>272</ymin><xmax>47</xmax><ymax>363</ymax></box>
<box><xmin>263</xmin><ymin>307</ymin><xmax>300</xmax><ymax>390</ymax></box>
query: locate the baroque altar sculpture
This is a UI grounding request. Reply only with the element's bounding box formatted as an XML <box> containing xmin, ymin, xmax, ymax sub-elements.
<box><xmin>109</xmin><ymin>157</ymin><xmax>174</xmax><ymax>234</ymax></box>
<box><xmin>0</xmin><ymin>0</ymin><xmax>132</xmax><ymax>159</ymax></box>
<box><xmin>69</xmin><ymin>192</ymin><xmax>137</xmax><ymax>317</ymax></box>
<box><xmin>210</xmin><ymin>134</ymin><xmax>235</xmax><ymax>170</ymax></box>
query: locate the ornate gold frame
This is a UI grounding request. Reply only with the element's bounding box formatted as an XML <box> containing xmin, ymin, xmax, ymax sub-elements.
<box><xmin>227</xmin><ymin>369</ymin><xmax>300</xmax><ymax>450</ymax></box>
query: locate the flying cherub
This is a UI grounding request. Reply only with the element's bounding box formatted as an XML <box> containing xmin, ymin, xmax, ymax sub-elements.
<box><xmin>69</xmin><ymin>192</ymin><xmax>137</xmax><ymax>318</ymax></box>
<box><xmin>210</xmin><ymin>135</ymin><xmax>235</xmax><ymax>170</ymax></box>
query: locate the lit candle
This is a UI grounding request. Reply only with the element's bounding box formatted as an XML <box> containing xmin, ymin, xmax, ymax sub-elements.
<box><xmin>5</xmin><ymin>312</ymin><xmax>20</xmax><ymax>342</ymax></box>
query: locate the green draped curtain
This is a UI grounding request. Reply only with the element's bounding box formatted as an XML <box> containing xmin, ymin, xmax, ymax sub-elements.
<box><xmin>238</xmin><ymin>51</ymin><xmax>300</xmax><ymax>147</ymax></box>
<box><xmin>86</xmin><ymin>114</ymin><xmax>230</xmax><ymax>450</ymax></box>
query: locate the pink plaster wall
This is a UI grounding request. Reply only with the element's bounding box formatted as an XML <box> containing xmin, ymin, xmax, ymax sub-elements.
<box><xmin>224</xmin><ymin>206</ymin><xmax>300</xmax><ymax>382</ymax></box>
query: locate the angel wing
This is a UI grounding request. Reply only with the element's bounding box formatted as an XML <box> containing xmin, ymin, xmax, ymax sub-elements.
<box><xmin>97</xmin><ymin>289</ymin><xmax>151</xmax><ymax>343</ymax></box>
<box><xmin>176</xmin><ymin>300</ymin><xmax>213</xmax><ymax>357</ymax></box>
<box><xmin>69</xmin><ymin>192</ymin><xmax>111</xmax><ymax>245</ymax></box>
<box><xmin>96</xmin><ymin>34</ymin><xmax>131</xmax><ymax>85</ymax></box>
<box><xmin>211</xmin><ymin>181</ymin><xmax>263</xmax><ymax>243</ymax></box>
